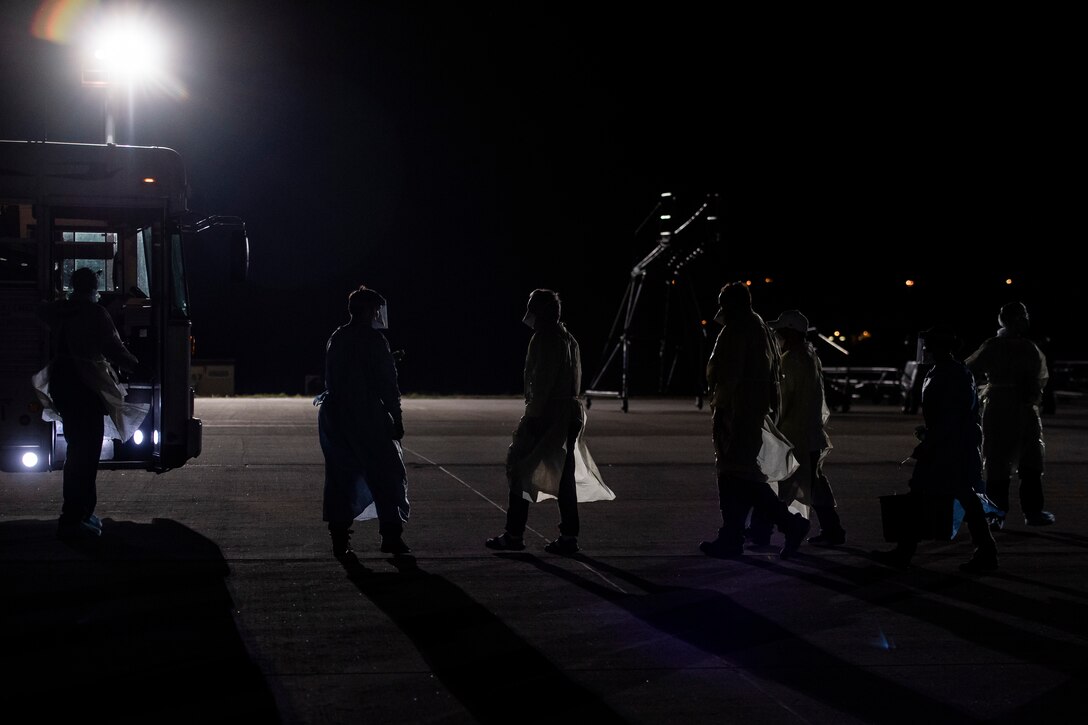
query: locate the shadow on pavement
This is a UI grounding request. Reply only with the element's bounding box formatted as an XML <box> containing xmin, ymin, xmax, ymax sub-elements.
<box><xmin>338</xmin><ymin>553</ymin><xmax>628</xmax><ymax>724</ymax></box>
<box><xmin>505</xmin><ymin>551</ymin><xmax>977</xmax><ymax>725</ymax></box>
<box><xmin>0</xmin><ymin>518</ymin><xmax>282</xmax><ymax>724</ymax></box>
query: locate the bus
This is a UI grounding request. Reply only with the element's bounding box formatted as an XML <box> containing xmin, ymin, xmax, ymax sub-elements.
<box><xmin>0</xmin><ymin>140</ymin><xmax>247</xmax><ymax>473</ymax></box>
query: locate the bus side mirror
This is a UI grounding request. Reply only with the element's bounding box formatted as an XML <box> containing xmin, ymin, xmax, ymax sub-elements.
<box><xmin>231</xmin><ymin>229</ymin><xmax>249</xmax><ymax>283</ymax></box>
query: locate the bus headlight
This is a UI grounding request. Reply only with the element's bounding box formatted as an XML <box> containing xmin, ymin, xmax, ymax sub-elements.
<box><xmin>22</xmin><ymin>451</ymin><xmax>39</xmax><ymax>468</ymax></box>
<box><xmin>133</xmin><ymin>429</ymin><xmax>144</xmax><ymax>445</ymax></box>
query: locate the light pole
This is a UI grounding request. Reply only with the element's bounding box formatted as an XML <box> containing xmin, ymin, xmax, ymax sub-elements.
<box><xmin>79</xmin><ymin>17</ymin><xmax>168</xmax><ymax>145</ymax></box>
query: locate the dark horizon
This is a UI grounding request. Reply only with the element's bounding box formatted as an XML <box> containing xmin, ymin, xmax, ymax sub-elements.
<box><xmin>2</xmin><ymin>2</ymin><xmax>1079</xmax><ymax>396</ymax></box>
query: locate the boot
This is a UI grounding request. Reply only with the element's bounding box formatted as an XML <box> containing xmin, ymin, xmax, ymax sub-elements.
<box><xmin>380</xmin><ymin>534</ymin><xmax>412</xmax><ymax>555</ymax></box>
<box><xmin>330</xmin><ymin>524</ymin><xmax>353</xmax><ymax>558</ymax></box>
<box><xmin>808</xmin><ymin>506</ymin><xmax>846</xmax><ymax>546</ymax></box>
<box><xmin>959</xmin><ymin>546</ymin><xmax>998</xmax><ymax>573</ymax></box>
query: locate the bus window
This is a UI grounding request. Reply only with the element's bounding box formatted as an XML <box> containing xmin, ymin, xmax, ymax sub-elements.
<box><xmin>58</xmin><ymin>231</ymin><xmax>117</xmax><ymax>294</ymax></box>
<box><xmin>170</xmin><ymin>229</ymin><xmax>189</xmax><ymax>317</ymax></box>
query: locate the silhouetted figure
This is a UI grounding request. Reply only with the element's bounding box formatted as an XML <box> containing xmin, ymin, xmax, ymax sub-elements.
<box><xmin>39</xmin><ymin>267</ymin><xmax>138</xmax><ymax>540</ymax></box>
<box><xmin>874</xmin><ymin>326</ymin><xmax>998</xmax><ymax>573</ymax></box>
<box><xmin>748</xmin><ymin>310</ymin><xmax>846</xmax><ymax>548</ymax></box>
<box><xmin>317</xmin><ymin>285</ymin><xmax>410</xmax><ymax>557</ymax></box>
<box><xmin>486</xmin><ymin>289</ymin><xmax>613</xmax><ymax>555</ymax></box>
<box><xmin>965</xmin><ymin>301</ymin><xmax>1055</xmax><ymax>529</ymax></box>
<box><xmin>699</xmin><ymin>282</ymin><xmax>810</xmax><ymax>560</ymax></box>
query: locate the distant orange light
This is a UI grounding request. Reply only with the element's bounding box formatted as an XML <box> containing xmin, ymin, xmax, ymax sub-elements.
<box><xmin>744</xmin><ymin>280</ymin><xmax>752</xmax><ymax>286</ymax></box>
<box><xmin>142</xmin><ymin>177</ymin><xmax>156</xmax><ymax>183</ymax></box>
<box><xmin>1005</xmin><ymin>278</ymin><xmax>1013</xmax><ymax>285</ymax></box>
<box><xmin>905</xmin><ymin>279</ymin><xmax>915</xmax><ymax>287</ymax></box>
<box><xmin>763</xmin><ymin>277</ymin><xmax>773</xmax><ymax>284</ymax></box>
<box><xmin>700</xmin><ymin>319</ymin><xmax>707</xmax><ymax>326</ymax></box>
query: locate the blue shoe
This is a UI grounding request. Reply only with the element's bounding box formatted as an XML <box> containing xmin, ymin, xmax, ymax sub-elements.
<box><xmin>57</xmin><ymin>518</ymin><xmax>102</xmax><ymax>540</ymax></box>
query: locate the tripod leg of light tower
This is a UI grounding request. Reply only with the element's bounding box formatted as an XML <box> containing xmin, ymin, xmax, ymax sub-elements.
<box><xmin>586</xmin><ymin>272</ymin><xmax>646</xmax><ymax>413</ymax></box>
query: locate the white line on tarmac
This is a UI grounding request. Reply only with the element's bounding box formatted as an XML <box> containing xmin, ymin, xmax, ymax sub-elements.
<box><xmin>402</xmin><ymin>445</ymin><xmax>628</xmax><ymax>594</ymax></box>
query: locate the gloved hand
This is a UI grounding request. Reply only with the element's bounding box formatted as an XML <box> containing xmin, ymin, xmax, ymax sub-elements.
<box><xmin>391</xmin><ymin>416</ymin><xmax>405</xmax><ymax>441</ymax></box>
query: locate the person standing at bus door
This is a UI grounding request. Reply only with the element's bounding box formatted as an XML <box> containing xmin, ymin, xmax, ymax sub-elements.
<box><xmin>699</xmin><ymin>282</ymin><xmax>810</xmax><ymax>560</ymax></box>
<box><xmin>874</xmin><ymin>326</ymin><xmax>998</xmax><ymax>573</ymax></box>
<box><xmin>39</xmin><ymin>267</ymin><xmax>139</xmax><ymax>540</ymax></box>
<box><xmin>485</xmin><ymin>289</ymin><xmax>613</xmax><ymax>555</ymax></box>
<box><xmin>747</xmin><ymin>309</ymin><xmax>846</xmax><ymax>547</ymax></box>
<box><xmin>965</xmin><ymin>301</ymin><xmax>1055</xmax><ymax>529</ymax></box>
<box><xmin>316</xmin><ymin>285</ymin><xmax>410</xmax><ymax>558</ymax></box>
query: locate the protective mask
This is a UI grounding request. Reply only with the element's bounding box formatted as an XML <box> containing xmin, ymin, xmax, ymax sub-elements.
<box><xmin>522</xmin><ymin>311</ymin><xmax>536</xmax><ymax>329</ymax></box>
<box><xmin>372</xmin><ymin>303</ymin><xmax>389</xmax><ymax>330</ymax></box>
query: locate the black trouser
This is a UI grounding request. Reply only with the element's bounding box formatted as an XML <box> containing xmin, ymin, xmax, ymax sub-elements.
<box><xmin>718</xmin><ymin>474</ymin><xmax>798</xmax><ymax>549</ymax></box>
<box><xmin>505</xmin><ymin>418</ymin><xmax>582</xmax><ymax>538</ymax></box>
<box><xmin>52</xmin><ymin>365</ymin><xmax>105</xmax><ymax>523</ymax></box>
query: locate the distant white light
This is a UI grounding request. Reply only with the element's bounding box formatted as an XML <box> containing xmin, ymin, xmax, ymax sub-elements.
<box><xmin>22</xmin><ymin>451</ymin><xmax>39</xmax><ymax>468</ymax></box>
<box><xmin>133</xmin><ymin>430</ymin><xmax>144</xmax><ymax>445</ymax></box>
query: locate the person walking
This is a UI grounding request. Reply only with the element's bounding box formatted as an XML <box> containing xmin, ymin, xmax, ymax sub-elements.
<box><xmin>39</xmin><ymin>267</ymin><xmax>139</xmax><ymax>540</ymax></box>
<box><xmin>486</xmin><ymin>289</ymin><xmax>613</xmax><ymax>555</ymax></box>
<box><xmin>874</xmin><ymin>325</ymin><xmax>998</xmax><ymax>572</ymax></box>
<box><xmin>699</xmin><ymin>282</ymin><xmax>810</xmax><ymax>560</ymax></box>
<box><xmin>964</xmin><ymin>301</ymin><xmax>1055</xmax><ymax>529</ymax></box>
<box><xmin>317</xmin><ymin>285</ymin><xmax>410</xmax><ymax>558</ymax></box>
<box><xmin>748</xmin><ymin>309</ymin><xmax>846</xmax><ymax>547</ymax></box>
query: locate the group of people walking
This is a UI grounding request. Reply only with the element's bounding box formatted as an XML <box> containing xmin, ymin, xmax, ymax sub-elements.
<box><xmin>311</xmin><ymin>281</ymin><xmax>1054</xmax><ymax>575</ymax></box>
<box><xmin>37</xmin><ymin>269</ymin><xmax>1056</xmax><ymax>577</ymax></box>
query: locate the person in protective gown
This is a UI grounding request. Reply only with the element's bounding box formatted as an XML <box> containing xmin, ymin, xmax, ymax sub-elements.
<box><xmin>317</xmin><ymin>285</ymin><xmax>410</xmax><ymax>557</ymax></box>
<box><xmin>964</xmin><ymin>301</ymin><xmax>1055</xmax><ymax>529</ymax></box>
<box><xmin>747</xmin><ymin>309</ymin><xmax>846</xmax><ymax>547</ymax></box>
<box><xmin>38</xmin><ymin>267</ymin><xmax>139</xmax><ymax>540</ymax></box>
<box><xmin>874</xmin><ymin>326</ymin><xmax>998</xmax><ymax>572</ymax></box>
<box><xmin>486</xmin><ymin>289</ymin><xmax>613</xmax><ymax>555</ymax></box>
<box><xmin>699</xmin><ymin>282</ymin><xmax>810</xmax><ymax>560</ymax></box>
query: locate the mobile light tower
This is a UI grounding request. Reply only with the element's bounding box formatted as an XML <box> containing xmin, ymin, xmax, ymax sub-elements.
<box><xmin>585</xmin><ymin>192</ymin><xmax>716</xmax><ymax>412</ymax></box>
<box><xmin>78</xmin><ymin>15</ymin><xmax>173</xmax><ymax>144</ymax></box>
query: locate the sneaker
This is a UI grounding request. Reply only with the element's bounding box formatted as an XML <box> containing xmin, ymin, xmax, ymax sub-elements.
<box><xmin>380</xmin><ymin>536</ymin><xmax>412</xmax><ymax>555</ymax></box>
<box><xmin>1024</xmin><ymin>511</ymin><xmax>1056</xmax><ymax>526</ymax></box>
<box><xmin>699</xmin><ymin>538</ymin><xmax>743</xmax><ymax>558</ymax></box>
<box><xmin>780</xmin><ymin>513</ymin><xmax>810</xmax><ymax>560</ymax></box>
<box><xmin>959</xmin><ymin>550</ymin><xmax>998</xmax><ymax>573</ymax></box>
<box><xmin>57</xmin><ymin>518</ymin><xmax>102</xmax><ymax>540</ymax></box>
<box><xmin>485</xmin><ymin>533</ymin><xmax>525</xmax><ymax>551</ymax></box>
<box><xmin>807</xmin><ymin>529</ymin><xmax>847</xmax><ymax>546</ymax></box>
<box><xmin>85</xmin><ymin>514</ymin><xmax>103</xmax><ymax>531</ymax></box>
<box><xmin>872</xmin><ymin>549</ymin><xmax>912</xmax><ymax>570</ymax></box>
<box><xmin>544</xmin><ymin>536</ymin><xmax>579</xmax><ymax>555</ymax></box>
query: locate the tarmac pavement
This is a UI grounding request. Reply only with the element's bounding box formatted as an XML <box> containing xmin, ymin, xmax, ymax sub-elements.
<box><xmin>2</xmin><ymin>395</ymin><xmax>1087</xmax><ymax>724</ymax></box>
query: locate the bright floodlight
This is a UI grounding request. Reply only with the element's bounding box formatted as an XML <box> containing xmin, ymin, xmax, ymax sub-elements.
<box><xmin>89</xmin><ymin>19</ymin><xmax>165</xmax><ymax>81</ymax></box>
<box><xmin>22</xmin><ymin>451</ymin><xmax>39</xmax><ymax>468</ymax></box>
<box><xmin>133</xmin><ymin>429</ymin><xmax>144</xmax><ymax>445</ymax></box>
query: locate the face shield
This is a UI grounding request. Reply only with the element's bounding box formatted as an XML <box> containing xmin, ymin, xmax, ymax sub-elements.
<box><xmin>372</xmin><ymin>302</ymin><xmax>389</xmax><ymax>330</ymax></box>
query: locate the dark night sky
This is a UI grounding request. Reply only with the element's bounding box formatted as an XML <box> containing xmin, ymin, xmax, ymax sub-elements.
<box><xmin>1</xmin><ymin>2</ymin><xmax>1080</xmax><ymax>395</ymax></box>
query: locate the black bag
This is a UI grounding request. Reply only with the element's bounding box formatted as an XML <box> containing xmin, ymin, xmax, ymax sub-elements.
<box><xmin>880</xmin><ymin>492</ymin><xmax>956</xmax><ymax>542</ymax></box>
